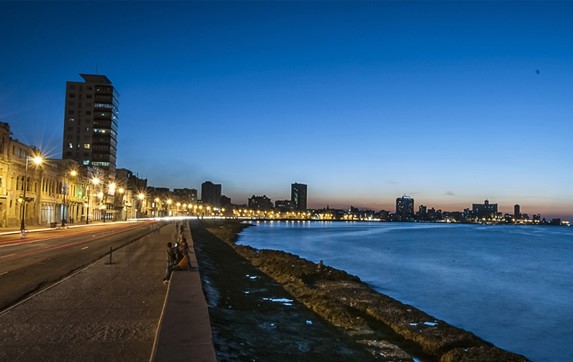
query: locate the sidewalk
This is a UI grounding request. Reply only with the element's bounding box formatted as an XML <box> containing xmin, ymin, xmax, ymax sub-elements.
<box><xmin>0</xmin><ymin>222</ymin><xmax>215</xmax><ymax>362</ymax></box>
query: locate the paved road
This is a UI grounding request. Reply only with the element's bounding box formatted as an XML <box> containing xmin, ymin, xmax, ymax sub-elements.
<box><xmin>0</xmin><ymin>221</ymin><xmax>159</xmax><ymax>310</ymax></box>
<box><xmin>0</xmin><ymin>222</ymin><xmax>176</xmax><ymax>362</ymax></box>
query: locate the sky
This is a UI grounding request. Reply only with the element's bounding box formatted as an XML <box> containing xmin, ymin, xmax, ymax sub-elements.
<box><xmin>1</xmin><ymin>1</ymin><xmax>572</xmax><ymax>219</ymax></box>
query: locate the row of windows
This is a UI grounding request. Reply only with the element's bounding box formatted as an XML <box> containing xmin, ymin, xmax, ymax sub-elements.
<box><xmin>94</xmin><ymin>103</ymin><xmax>113</xmax><ymax>109</ymax></box>
<box><xmin>68</xmin><ymin>93</ymin><xmax>93</xmax><ymax>99</ymax></box>
<box><xmin>68</xmin><ymin>85</ymin><xmax>93</xmax><ymax>91</ymax></box>
<box><xmin>66</xmin><ymin>143</ymin><xmax>91</xmax><ymax>149</ymax></box>
<box><xmin>68</xmin><ymin>110</ymin><xmax>93</xmax><ymax>115</ymax></box>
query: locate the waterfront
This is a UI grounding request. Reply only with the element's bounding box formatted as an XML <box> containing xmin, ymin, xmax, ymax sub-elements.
<box><xmin>237</xmin><ymin>221</ymin><xmax>573</xmax><ymax>362</ymax></box>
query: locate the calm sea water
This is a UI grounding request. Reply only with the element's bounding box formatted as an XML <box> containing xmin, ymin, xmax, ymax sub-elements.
<box><xmin>236</xmin><ymin>221</ymin><xmax>573</xmax><ymax>362</ymax></box>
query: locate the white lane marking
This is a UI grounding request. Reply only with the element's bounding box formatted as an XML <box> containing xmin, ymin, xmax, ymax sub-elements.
<box><xmin>81</xmin><ymin>246</ymin><xmax>89</xmax><ymax>250</ymax></box>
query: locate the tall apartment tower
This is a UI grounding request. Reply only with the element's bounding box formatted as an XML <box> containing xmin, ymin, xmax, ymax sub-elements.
<box><xmin>291</xmin><ymin>182</ymin><xmax>307</xmax><ymax>210</ymax></box>
<box><xmin>396</xmin><ymin>195</ymin><xmax>414</xmax><ymax>220</ymax></box>
<box><xmin>62</xmin><ymin>74</ymin><xmax>119</xmax><ymax>175</ymax></box>
<box><xmin>514</xmin><ymin>204</ymin><xmax>521</xmax><ymax>219</ymax></box>
<box><xmin>201</xmin><ymin>181</ymin><xmax>222</xmax><ymax>207</ymax></box>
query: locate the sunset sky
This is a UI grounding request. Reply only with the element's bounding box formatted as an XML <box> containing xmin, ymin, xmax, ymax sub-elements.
<box><xmin>1</xmin><ymin>1</ymin><xmax>572</xmax><ymax>219</ymax></box>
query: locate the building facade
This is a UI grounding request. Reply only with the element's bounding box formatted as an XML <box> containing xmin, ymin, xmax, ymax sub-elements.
<box><xmin>0</xmin><ymin>121</ymin><xmax>149</xmax><ymax>228</ymax></box>
<box><xmin>248</xmin><ymin>195</ymin><xmax>273</xmax><ymax>210</ymax></box>
<box><xmin>472</xmin><ymin>199</ymin><xmax>498</xmax><ymax>219</ymax></box>
<box><xmin>62</xmin><ymin>74</ymin><xmax>119</xmax><ymax>176</ymax></box>
<box><xmin>201</xmin><ymin>181</ymin><xmax>221</xmax><ymax>207</ymax></box>
<box><xmin>395</xmin><ymin>195</ymin><xmax>415</xmax><ymax>221</ymax></box>
<box><xmin>291</xmin><ymin>182</ymin><xmax>307</xmax><ymax>210</ymax></box>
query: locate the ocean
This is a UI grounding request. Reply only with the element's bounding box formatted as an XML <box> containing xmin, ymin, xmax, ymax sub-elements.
<box><xmin>236</xmin><ymin>221</ymin><xmax>573</xmax><ymax>362</ymax></box>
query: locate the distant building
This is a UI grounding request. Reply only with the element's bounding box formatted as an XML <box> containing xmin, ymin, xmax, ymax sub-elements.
<box><xmin>418</xmin><ymin>205</ymin><xmax>427</xmax><ymax>219</ymax></box>
<box><xmin>201</xmin><ymin>181</ymin><xmax>221</xmax><ymax>207</ymax></box>
<box><xmin>395</xmin><ymin>195</ymin><xmax>414</xmax><ymax>221</ymax></box>
<box><xmin>220</xmin><ymin>195</ymin><xmax>231</xmax><ymax>207</ymax></box>
<box><xmin>275</xmin><ymin>199</ymin><xmax>295</xmax><ymax>211</ymax></box>
<box><xmin>291</xmin><ymin>182</ymin><xmax>307</xmax><ymax>210</ymax></box>
<box><xmin>514</xmin><ymin>204</ymin><xmax>521</xmax><ymax>219</ymax></box>
<box><xmin>173</xmin><ymin>188</ymin><xmax>197</xmax><ymax>202</ymax></box>
<box><xmin>62</xmin><ymin>74</ymin><xmax>119</xmax><ymax>176</ymax></box>
<box><xmin>248</xmin><ymin>195</ymin><xmax>273</xmax><ymax>210</ymax></box>
<box><xmin>472</xmin><ymin>199</ymin><xmax>498</xmax><ymax>219</ymax></box>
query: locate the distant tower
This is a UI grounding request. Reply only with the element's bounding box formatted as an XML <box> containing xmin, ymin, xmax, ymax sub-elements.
<box><xmin>291</xmin><ymin>183</ymin><xmax>307</xmax><ymax>210</ymax></box>
<box><xmin>201</xmin><ymin>181</ymin><xmax>222</xmax><ymax>207</ymax></box>
<box><xmin>62</xmin><ymin>74</ymin><xmax>119</xmax><ymax>175</ymax></box>
<box><xmin>514</xmin><ymin>204</ymin><xmax>521</xmax><ymax>219</ymax></box>
<box><xmin>396</xmin><ymin>195</ymin><xmax>414</xmax><ymax>220</ymax></box>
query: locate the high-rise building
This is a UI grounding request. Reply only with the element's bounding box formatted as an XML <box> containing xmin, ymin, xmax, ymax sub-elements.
<box><xmin>395</xmin><ymin>195</ymin><xmax>414</xmax><ymax>220</ymax></box>
<box><xmin>62</xmin><ymin>74</ymin><xmax>119</xmax><ymax>175</ymax></box>
<box><xmin>201</xmin><ymin>181</ymin><xmax>221</xmax><ymax>207</ymax></box>
<box><xmin>291</xmin><ymin>182</ymin><xmax>307</xmax><ymax>210</ymax></box>
<box><xmin>514</xmin><ymin>204</ymin><xmax>521</xmax><ymax>219</ymax></box>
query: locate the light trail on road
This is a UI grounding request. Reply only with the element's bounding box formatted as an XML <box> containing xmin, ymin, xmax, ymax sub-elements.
<box><xmin>0</xmin><ymin>220</ymin><xmax>163</xmax><ymax>311</ymax></box>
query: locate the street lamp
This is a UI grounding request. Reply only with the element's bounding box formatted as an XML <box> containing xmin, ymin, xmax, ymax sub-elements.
<box><xmin>154</xmin><ymin>197</ymin><xmax>160</xmax><ymax>217</ymax></box>
<box><xmin>166</xmin><ymin>198</ymin><xmax>173</xmax><ymax>216</ymax></box>
<box><xmin>137</xmin><ymin>193</ymin><xmax>145</xmax><ymax>218</ymax></box>
<box><xmin>61</xmin><ymin>169</ymin><xmax>78</xmax><ymax>227</ymax></box>
<box><xmin>118</xmin><ymin>187</ymin><xmax>125</xmax><ymax>221</ymax></box>
<box><xmin>20</xmin><ymin>154</ymin><xmax>43</xmax><ymax>233</ymax></box>
<box><xmin>86</xmin><ymin>177</ymin><xmax>100</xmax><ymax>224</ymax></box>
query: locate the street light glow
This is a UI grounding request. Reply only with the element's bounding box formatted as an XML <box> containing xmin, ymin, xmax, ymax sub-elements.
<box><xmin>20</xmin><ymin>152</ymin><xmax>44</xmax><ymax>234</ymax></box>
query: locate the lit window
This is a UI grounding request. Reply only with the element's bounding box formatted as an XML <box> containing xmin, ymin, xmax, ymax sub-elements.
<box><xmin>84</xmin><ymin>144</ymin><xmax>91</xmax><ymax>149</ymax></box>
<box><xmin>68</xmin><ymin>143</ymin><xmax>73</xmax><ymax>149</ymax></box>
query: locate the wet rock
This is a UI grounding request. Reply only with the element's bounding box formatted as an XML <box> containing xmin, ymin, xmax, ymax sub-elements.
<box><xmin>200</xmin><ymin>220</ymin><xmax>530</xmax><ymax>362</ymax></box>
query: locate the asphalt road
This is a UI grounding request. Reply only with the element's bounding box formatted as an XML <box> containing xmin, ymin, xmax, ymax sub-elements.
<box><xmin>0</xmin><ymin>221</ymin><xmax>160</xmax><ymax>311</ymax></box>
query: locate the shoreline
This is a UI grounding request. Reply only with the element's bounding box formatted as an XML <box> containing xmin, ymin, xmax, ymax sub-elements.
<box><xmin>192</xmin><ymin>219</ymin><xmax>529</xmax><ymax>361</ymax></box>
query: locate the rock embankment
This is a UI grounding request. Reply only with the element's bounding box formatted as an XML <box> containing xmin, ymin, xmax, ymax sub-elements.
<box><xmin>205</xmin><ymin>220</ymin><xmax>529</xmax><ymax>362</ymax></box>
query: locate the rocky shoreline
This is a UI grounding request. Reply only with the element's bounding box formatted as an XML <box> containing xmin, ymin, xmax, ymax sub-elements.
<box><xmin>192</xmin><ymin>220</ymin><xmax>529</xmax><ymax>361</ymax></box>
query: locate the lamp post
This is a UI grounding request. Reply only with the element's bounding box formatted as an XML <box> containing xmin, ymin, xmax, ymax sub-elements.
<box><xmin>97</xmin><ymin>191</ymin><xmax>104</xmax><ymax>222</ymax></box>
<box><xmin>118</xmin><ymin>187</ymin><xmax>125</xmax><ymax>221</ymax></box>
<box><xmin>20</xmin><ymin>154</ymin><xmax>43</xmax><ymax>234</ymax></box>
<box><xmin>154</xmin><ymin>197</ymin><xmax>160</xmax><ymax>218</ymax></box>
<box><xmin>86</xmin><ymin>177</ymin><xmax>100</xmax><ymax>224</ymax></box>
<box><xmin>61</xmin><ymin>170</ymin><xmax>78</xmax><ymax>227</ymax></box>
<box><xmin>137</xmin><ymin>193</ymin><xmax>145</xmax><ymax>218</ymax></box>
<box><xmin>166</xmin><ymin>199</ymin><xmax>173</xmax><ymax>217</ymax></box>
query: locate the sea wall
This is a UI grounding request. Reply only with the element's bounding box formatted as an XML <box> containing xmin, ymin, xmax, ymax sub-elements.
<box><xmin>203</xmin><ymin>220</ymin><xmax>529</xmax><ymax>361</ymax></box>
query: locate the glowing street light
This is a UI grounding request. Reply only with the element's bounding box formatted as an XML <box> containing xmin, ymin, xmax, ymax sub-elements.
<box><xmin>118</xmin><ymin>187</ymin><xmax>126</xmax><ymax>220</ymax></box>
<box><xmin>61</xmin><ymin>169</ymin><xmax>78</xmax><ymax>227</ymax></box>
<box><xmin>86</xmin><ymin>177</ymin><xmax>100</xmax><ymax>224</ymax></box>
<box><xmin>137</xmin><ymin>193</ymin><xmax>145</xmax><ymax>218</ymax></box>
<box><xmin>20</xmin><ymin>153</ymin><xmax>43</xmax><ymax>234</ymax></box>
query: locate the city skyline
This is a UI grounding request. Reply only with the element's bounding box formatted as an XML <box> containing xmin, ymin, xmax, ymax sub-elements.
<box><xmin>1</xmin><ymin>1</ymin><xmax>572</xmax><ymax>219</ymax></box>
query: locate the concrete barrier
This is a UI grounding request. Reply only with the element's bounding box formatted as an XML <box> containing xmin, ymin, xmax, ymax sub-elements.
<box><xmin>151</xmin><ymin>225</ymin><xmax>216</xmax><ymax>362</ymax></box>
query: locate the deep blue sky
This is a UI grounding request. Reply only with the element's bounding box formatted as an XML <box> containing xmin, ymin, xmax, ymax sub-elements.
<box><xmin>1</xmin><ymin>1</ymin><xmax>572</xmax><ymax>218</ymax></box>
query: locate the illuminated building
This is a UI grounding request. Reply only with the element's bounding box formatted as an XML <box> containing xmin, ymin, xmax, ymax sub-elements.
<box><xmin>472</xmin><ymin>199</ymin><xmax>498</xmax><ymax>219</ymax></box>
<box><xmin>62</xmin><ymin>74</ymin><xmax>119</xmax><ymax>175</ymax></box>
<box><xmin>291</xmin><ymin>182</ymin><xmax>307</xmax><ymax>210</ymax></box>
<box><xmin>248</xmin><ymin>195</ymin><xmax>273</xmax><ymax>210</ymax></box>
<box><xmin>395</xmin><ymin>195</ymin><xmax>414</xmax><ymax>221</ymax></box>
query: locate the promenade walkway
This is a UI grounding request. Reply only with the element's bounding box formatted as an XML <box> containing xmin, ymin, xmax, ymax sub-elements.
<box><xmin>0</xmin><ymin>222</ymin><xmax>215</xmax><ymax>362</ymax></box>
